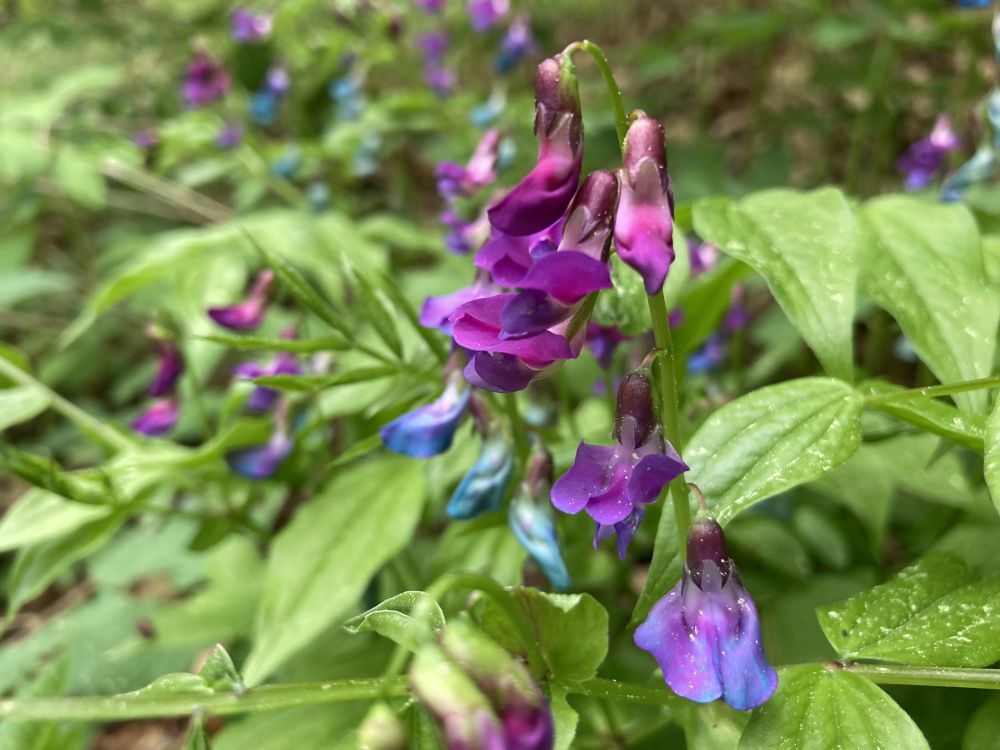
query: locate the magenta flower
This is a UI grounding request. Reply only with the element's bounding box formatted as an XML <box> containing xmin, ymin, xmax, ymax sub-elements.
<box><xmin>467</xmin><ymin>0</ymin><xmax>509</xmax><ymax>31</ymax></box>
<box><xmin>424</xmin><ymin>64</ymin><xmax>456</xmax><ymax>98</ymax></box>
<box><xmin>897</xmin><ymin>114</ymin><xmax>960</xmax><ymax>191</ymax></box>
<box><xmin>614</xmin><ymin>113</ymin><xmax>675</xmax><ymax>295</ymax></box>
<box><xmin>451</xmin><ymin>294</ymin><xmax>574</xmax><ymax>366</ymax></box>
<box><xmin>634</xmin><ymin>517</ymin><xmax>778</xmax><ymax>711</ymax></box>
<box><xmin>182</xmin><ymin>53</ymin><xmax>231</xmax><ymax>107</ymax></box>
<box><xmin>421</xmin><ymin>274</ymin><xmax>499</xmax><ymax>333</ymax></box>
<box><xmin>231</xmin><ymin>8</ymin><xmax>273</xmax><ymax>42</ymax></box>
<box><xmin>474</xmin><ymin>221</ymin><xmax>563</xmax><ymax>287</ymax></box>
<box><xmin>551</xmin><ymin>369</ymin><xmax>688</xmax><ymax>556</ymax></box>
<box><xmin>381</xmin><ymin>372</ymin><xmax>470</xmax><ymax>457</ymax></box>
<box><xmin>208</xmin><ymin>269</ymin><xmax>275</xmax><ymax>330</ymax></box>
<box><xmin>132</xmin><ymin>398</ymin><xmax>180</xmax><ymax>437</ymax></box>
<box><xmin>487</xmin><ymin>56</ymin><xmax>583</xmax><ymax>237</ymax></box>
<box><xmin>234</xmin><ymin>352</ymin><xmax>300</xmax><ymax>412</ymax></box>
<box><xmin>436</xmin><ymin>129</ymin><xmax>501</xmax><ymax>200</ymax></box>
<box><xmin>147</xmin><ymin>342</ymin><xmax>185</xmax><ymax>397</ymax></box>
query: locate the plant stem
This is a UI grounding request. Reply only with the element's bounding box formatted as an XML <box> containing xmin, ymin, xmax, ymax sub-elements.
<box><xmin>646</xmin><ymin>292</ymin><xmax>691</xmax><ymax>551</ymax></box>
<box><xmin>505</xmin><ymin>393</ymin><xmax>530</xmax><ymax>470</ymax></box>
<box><xmin>572</xmin><ymin>677</ymin><xmax>677</xmax><ymax>706</ymax></box>
<box><xmin>575</xmin><ymin>41</ymin><xmax>629</xmax><ymax>147</ymax></box>
<box><xmin>426</xmin><ymin>571</ymin><xmax>545</xmax><ymax>677</ymax></box>
<box><xmin>839</xmin><ymin>663</ymin><xmax>1000</xmax><ymax>690</ymax></box>
<box><xmin>0</xmin><ymin>355</ymin><xmax>134</xmax><ymax>453</ymax></box>
<box><xmin>863</xmin><ymin>375</ymin><xmax>1000</xmax><ymax>406</ymax></box>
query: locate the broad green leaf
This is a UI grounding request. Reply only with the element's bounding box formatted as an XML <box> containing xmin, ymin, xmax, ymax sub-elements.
<box><xmin>863</xmin><ymin>382</ymin><xmax>986</xmax><ymax>452</ymax></box>
<box><xmin>0</xmin><ymin>269</ymin><xmax>72</xmax><ymax>309</ymax></box>
<box><xmin>0</xmin><ymin>490</ymin><xmax>111</xmax><ymax>552</ymax></box>
<box><xmin>243</xmin><ymin>456</ymin><xmax>427</xmax><ymax>684</ymax></box>
<box><xmin>6</xmin><ymin>511</ymin><xmax>126</xmax><ymax>616</ymax></box>
<box><xmin>344</xmin><ymin>591</ymin><xmax>445</xmax><ymax>651</ymax></box>
<box><xmin>635</xmin><ymin>378</ymin><xmax>862</xmax><ymax>622</ymax></box>
<box><xmin>818</xmin><ymin>553</ymin><xmax>1000</xmax><ymax>666</ymax></box>
<box><xmin>480</xmin><ymin>588</ymin><xmax>608</xmax><ymax>682</ymax></box>
<box><xmin>693</xmin><ymin>188</ymin><xmax>860</xmax><ymax>380</ymax></box>
<box><xmin>808</xmin><ymin>443</ymin><xmax>893</xmax><ymax>550</ymax></box>
<box><xmin>963</xmin><ymin>694</ymin><xmax>1000</xmax><ymax>750</ymax></box>
<box><xmin>861</xmin><ymin>197</ymin><xmax>999</xmax><ymax>413</ymax></box>
<box><xmin>738</xmin><ymin>665</ymin><xmax>929</xmax><ymax>750</ymax></box>
<box><xmin>682</xmin><ymin>701</ymin><xmax>747</xmax><ymax>750</ymax></box>
<box><xmin>672</xmin><ymin>258</ymin><xmax>753</xmax><ymax>357</ymax></box>
<box><xmin>0</xmin><ymin>386</ymin><xmax>50</xmax><ymax>432</ymax></box>
<box><xmin>985</xmin><ymin>397</ymin><xmax>1000</xmax><ymax>513</ymax></box>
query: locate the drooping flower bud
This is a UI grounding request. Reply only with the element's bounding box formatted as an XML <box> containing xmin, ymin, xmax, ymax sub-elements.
<box><xmin>231</xmin><ymin>8</ymin><xmax>273</xmax><ymax>42</ymax></box>
<box><xmin>381</xmin><ymin>370</ymin><xmax>470</xmax><ymax>458</ymax></box>
<box><xmin>447</xmin><ymin>431</ymin><xmax>514</xmax><ymax>519</ymax></box>
<box><xmin>509</xmin><ymin>445</ymin><xmax>570</xmax><ymax>589</ymax></box>
<box><xmin>614</xmin><ymin>113</ymin><xmax>675</xmax><ymax>295</ymax></box>
<box><xmin>145</xmin><ymin>330</ymin><xmax>184</xmax><ymax>398</ymax></box>
<box><xmin>132</xmin><ymin>398</ymin><xmax>180</xmax><ymax>437</ymax></box>
<box><xmin>439</xmin><ymin>620</ymin><xmax>554</xmax><ymax>750</ymax></box>
<box><xmin>358</xmin><ymin>703</ymin><xmax>408</xmax><ymax>750</ymax></box>
<box><xmin>226</xmin><ymin>407</ymin><xmax>294</xmax><ymax>480</ymax></box>
<box><xmin>208</xmin><ymin>269</ymin><xmax>275</xmax><ymax>330</ymax></box>
<box><xmin>487</xmin><ymin>55</ymin><xmax>583</xmax><ymax>237</ymax></box>
<box><xmin>634</xmin><ymin>514</ymin><xmax>778</xmax><ymax>711</ymax></box>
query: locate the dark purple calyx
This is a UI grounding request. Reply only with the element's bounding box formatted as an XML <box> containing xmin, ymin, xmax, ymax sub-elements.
<box><xmin>533</xmin><ymin>55</ymin><xmax>581</xmax><ymax>151</ymax></box>
<box><xmin>686</xmin><ymin>518</ymin><xmax>732</xmax><ymax>586</ymax></box>
<box><xmin>561</xmin><ymin>170</ymin><xmax>619</xmax><ymax>258</ymax></box>
<box><xmin>525</xmin><ymin>444</ymin><xmax>553</xmax><ymax>490</ymax></box>
<box><xmin>614</xmin><ymin>369</ymin><xmax>656</xmax><ymax>446</ymax></box>
<box><xmin>623</xmin><ymin>112</ymin><xmax>673</xmax><ymax>212</ymax></box>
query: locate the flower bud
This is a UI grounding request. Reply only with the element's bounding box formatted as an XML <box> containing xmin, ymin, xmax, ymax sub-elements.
<box><xmin>446</xmin><ymin>432</ymin><xmax>514</xmax><ymax>519</ymax></box>
<box><xmin>558</xmin><ymin>170</ymin><xmax>619</xmax><ymax>260</ymax></box>
<box><xmin>614</xmin><ymin>368</ymin><xmax>656</xmax><ymax>447</ymax></box>
<box><xmin>686</xmin><ymin>517</ymin><xmax>732</xmax><ymax>586</ymax></box>
<box><xmin>359</xmin><ymin>703</ymin><xmax>408</xmax><ymax>750</ymax></box>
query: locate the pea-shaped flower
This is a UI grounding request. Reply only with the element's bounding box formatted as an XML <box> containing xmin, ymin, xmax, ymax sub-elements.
<box><xmin>208</xmin><ymin>269</ymin><xmax>275</xmax><ymax>331</ymax></box>
<box><xmin>634</xmin><ymin>516</ymin><xmax>778</xmax><ymax>711</ymax></box>
<box><xmin>551</xmin><ymin>368</ymin><xmax>687</xmax><ymax>556</ymax></box>
<box><xmin>447</xmin><ymin>432</ymin><xmax>514</xmax><ymax>519</ymax></box>
<box><xmin>380</xmin><ymin>372</ymin><xmax>470</xmax><ymax>458</ymax></box>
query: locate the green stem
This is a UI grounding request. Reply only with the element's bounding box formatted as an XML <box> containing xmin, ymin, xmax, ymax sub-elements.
<box><xmin>574</xmin><ymin>41</ymin><xmax>629</xmax><ymax>147</ymax></box>
<box><xmin>572</xmin><ymin>677</ymin><xmax>677</xmax><ymax>706</ymax></box>
<box><xmin>646</xmin><ymin>293</ymin><xmax>691</xmax><ymax>551</ymax></box>
<box><xmin>426</xmin><ymin>572</ymin><xmax>545</xmax><ymax>677</ymax></box>
<box><xmin>839</xmin><ymin>663</ymin><xmax>1000</xmax><ymax>690</ymax></box>
<box><xmin>863</xmin><ymin>375</ymin><xmax>1000</xmax><ymax>406</ymax></box>
<box><xmin>505</xmin><ymin>393</ymin><xmax>530</xmax><ymax>470</ymax></box>
<box><xmin>0</xmin><ymin>355</ymin><xmax>134</xmax><ymax>453</ymax></box>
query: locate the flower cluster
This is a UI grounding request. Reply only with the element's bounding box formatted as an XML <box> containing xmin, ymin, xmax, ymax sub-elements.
<box><xmin>418</xmin><ymin>30</ymin><xmax>456</xmax><ymax>98</ymax></box>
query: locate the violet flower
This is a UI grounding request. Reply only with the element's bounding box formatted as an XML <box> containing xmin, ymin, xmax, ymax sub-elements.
<box><xmin>487</xmin><ymin>55</ymin><xmax>583</xmax><ymax>237</ymax></box>
<box><xmin>614</xmin><ymin>112</ymin><xmax>676</xmax><ymax>295</ymax></box>
<box><xmin>417</xmin><ymin>30</ymin><xmax>450</xmax><ymax>61</ymax></box>
<box><xmin>133</xmin><ymin>130</ymin><xmax>158</xmax><ymax>150</ymax></box>
<box><xmin>585</xmin><ymin>323</ymin><xmax>628</xmax><ymax>370</ymax></box>
<box><xmin>207</xmin><ymin>269</ymin><xmax>275</xmax><ymax>330</ymax></box>
<box><xmin>132</xmin><ymin>398</ymin><xmax>180</xmax><ymax>437</ymax></box>
<box><xmin>467</xmin><ymin>0</ymin><xmax>509</xmax><ymax>32</ymax></box>
<box><xmin>182</xmin><ymin>53</ymin><xmax>231</xmax><ymax>107</ymax></box>
<box><xmin>446</xmin><ymin>432</ymin><xmax>514</xmax><ymax>519</ymax></box>
<box><xmin>424</xmin><ymin>64</ymin><xmax>456</xmax><ymax>99</ymax></box>
<box><xmin>551</xmin><ymin>368</ymin><xmax>688</xmax><ymax>556</ymax></box>
<box><xmin>381</xmin><ymin>373</ymin><xmax>470</xmax><ymax>457</ymax></box>
<box><xmin>436</xmin><ymin>129</ymin><xmax>501</xmax><ymax>200</ymax></box>
<box><xmin>226</xmin><ymin>421</ymin><xmax>293</xmax><ymax>480</ymax></box>
<box><xmin>634</xmin><ymin>517</ymin><xmax>778</xmax><ymax>711</ymax></box>
<box><xmin>475</xmin><ymin>221</ymin><xmax>563</xmax><ymax>286</ymax></box>
<box><xmin>495</xmin><ymin>15</ymin><xmax>536</xmax><ymax>74</ymax></box>
<box><xmin>234</xmin><ymin>352</ymin><xmax>300</xmax><ymax>412</ymax></box>
<box><xmin>231</xmin><ymin>8</ymin><xmax>273</xmax><ymax>42</ymax></box>
<box><xmin>147</xmin><ymin>342</ymin><xmax>185</xmax><ymax>397</ymax></box>
<box><xmin>897</xmin><ymin>114</ymin><xmax>960</xmax><ymax>191</ymax></box>
<box><xmin>217</xmin><ymin>122</ymin><xmax>244</xmax><ymax>150</ymax></box>
<box><xmin>421</xmin><ymin>274</ymin><xmax>499</xmax><ymax>333</ymax></box>
<box><xmin>415</xmin><ymin>0</ymin><xmax>447</xmax><ymax>12</ymax></box>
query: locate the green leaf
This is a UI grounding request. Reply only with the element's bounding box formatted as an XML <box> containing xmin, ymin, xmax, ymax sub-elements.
<box><xmin>0</xmin><ymin>386</ymin><xmax>50</xmax><ymax>432</ymax></box>
<box><xmin>344</xmin><ymin>591</ymin><xmax>445</xmax><ymax>651</ymax></box>
<box><xmin>635</xmin><ymin>378</ymin><xmax>863</xmax><ymax>622</ymax></box>
<box><xmin>0</xmin><ymin>269</ymin><xmax>72</xmax><ymax>309</ymax></box>
<box><xmin>199</xmin><ymin>333</ymin><xmax>349</xmax><ymax>352</ymax></box>
<box><xmin>0</xmin><ymin>490</ymin><xmax>112</xmax><ymax>553</ymax></box>
<box><xmin>962</xmin><ymin>694</ymin><xmax>1000</xmax><ymax>750</ymax></box>
<box><xmin>681</xmin><ymin>701</ymin><xmax>748</xmax><ymax>750</ymax></box>
<box><xmin>818</xmin><ymin>553</ymin><xmax>1000</xmax><ymax>666</ymax></box>
<box><xmin>863</xmin><ymin>381</ymin><xmax>985</xmax><ymax>452</ymax></box>
<box><xmin>183</xmin><ymin>716</ymin><xmax>211</xmax><ymax>750</ymax></box>
<box><xmin>0</xmin><ymin>655</ymin><xmax>70</xmax><ymax>750</ymax></box>
<box><xmin>53</xmin><ymin>146</ymin><xmax>106</xmax><ymax>208</ymax></box>
<box><xmin>253</xmin><ymin>366</ymin><xmax>398</xmax><ymax>392</ymax></box>
<box><xmin>861</xmin><ymin>197</ymin><xmax>999</xmax><ymax>413</ymax></box>
<box><xmin>985</xmin><ymin>397</ymin><xmax>1000</xmax><ymax>513</ymax></box>
<box><xmin>672</xmin><ymin>258</ymin><xmax>753</xmax><ymax>356</ymax></box>
<box><xmin>340</xmin><ymin>258</ymin><xmax>403</xmax><ymax>358</ymax></box>
<box><xmin>549</xmin><ymin>685</ymin><xmax>579</xmax><ymax>750</ymax></box>
<box><xmin>6</xmin><ymin>511</ymin><xmax>126</xmax><ymax>616</ymax></box>
<box><xmin>243</xmin><ymin>456</ymin><xmax>427</xmax><ymax>685</ymax></box>
<box><xmin>808</xmin><ymin>444</ymin><xmax>893</xmax><ymax>551</ymax></box>
<box><xmin>693</xmin><ymin>188</ymin><xmax>860</xmax><ymax>380</ymax></box>
<box><xmin>480</xmin><ymin>588</ymin><xmax>608</xmax><ymax>683</ymax></box>
<box><xmin>198</xmin><ymin>644</ymin><xmax>243</xmax><ymax>692</ymax></box>
<box><xmin>738</xmin><ymin>665</ymin><xmax>929</xmax><ymax>750</ymax></box>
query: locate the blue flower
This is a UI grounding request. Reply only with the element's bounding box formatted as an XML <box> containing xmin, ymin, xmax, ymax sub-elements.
<box><xmin>634</xmin><ymin>517</ymin><xmax>778</xmax><ymax>711</ymax></box>
<box><xmin>381</xmin><ymin>375</ymin><xmax>470</xmax><ymax>458</ymax></box>
<box><xmin>447</xmin><ymin>433</ymin><xmax>514</xmax><ymax>519</ymax></box>
<box><xmin>226</xmin><ymin>422</ymin><xmax>293</xmax><ymax>479</ymax></box>
<box><xmin>509</xmin><ymin>490</ymin><xmax>570</xmax><ymax>589</ymax></box>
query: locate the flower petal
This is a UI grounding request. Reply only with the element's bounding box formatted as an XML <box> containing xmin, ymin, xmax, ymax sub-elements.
<box><xmin>380</xmin><ymin>381</ymin><xmax>470</xmax><ymax>457</ymax></box>
<box><xmin>627</xmin><ymin>451</ymin><xmax>688</xmax><ymax>507</ymax></box>
<box><xmin>516</xmin><ymin>251</ymin><xmax>612</xmax><ymax>305</ymax></box>
<box><xmin>550</xmin><ymin>442</ymin><xmax>615</xmax><ymax>514</ymax></box>
<box><xmin>451</xmin><ymin>295</ymin><xmax>573</xmax><ymax>366</ymax></box>
<box><xmin>463</xmin><ymin>352</ymin><xmax>537</xmax><ymax>393</ymax></box>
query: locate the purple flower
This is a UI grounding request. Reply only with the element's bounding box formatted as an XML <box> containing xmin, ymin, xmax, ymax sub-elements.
<box><xmin>897</xmin><ymin>114</ymin><xmax>960</xmax><ymax>191</ymax></box>
<box><xmin>487</xmin><ymin>56</ymin><xmax>583</xmax><ymax>237</ymax></box>
<box><xmin>132</xmin><ymin>130</ymin><xmax>158</xmax><ymax>150</ymax></box>
<box><xmin>467</xmin><ymin>0</ymin><xmax>509</xmax><ymax>32</ymax></box>
<box><xmin>634</xmin><ymin>517</ymin><xmax>778</xmax><ymax>711</ymax></box>
<box><xmin>451</xmin><ymin>294</ymin><xmax>575</xmax><ymax>368</ymax></box>
<box><xmin>689</xmin><ymin>240</ymin><xmax>720</xmax><ymax>276</ymax></box>
<box><xmin>447</xmin><ymin>432</ymin><xmax>514</xmax><ymax>519</ymax></box>
<box><xmin>381</xmin><ymin>373</ymin><xmax>470</xmax><ymax>457</ymax></box>
<box><xmin>724</xmin><ymin>285</ymin><xmax>748</xmax><ymax>332</ymax></box>
<box><xmin>231</xmin><ymin>8</ymin><xmax>273</xmax><ymax>42</ymax></box>
<box><xmin>614</xmin><ymin>113</ymin><xmax>676</xmax><ymax>295</ymax></box>
<box><xmin>415</xmin><ymin>0</ymin><xmax>447</xmax><ymax>12</ymax></box>
<box><xmin>441</xmin><ymin>211</ymin><xmax>478</xmax><ymax>255</ymax></box>
<box><xmin>421</xmin><ymin>274</ymin><xmax>499</xmax><ymax>333</ymax></box>
<box><xmin>217</xmin><ymin>122</ymin><xmax>244</xmax><ymax>149</ymax></box>
<box><xmin>586</xmin><ymin>323</ymin><xmax>628</xmax><ymax>370</ymax></box>
<box><xmin>266</xmin><ymin>66</ymin><xmax>291</xmax><ymax>95</ymax></box>
<box><xmin>424</xmin><ymin>64</ymin><xmax>456</xmax><ymax>98</ymax></box>
<box><xmin>495</xmin><ymin>15</ymin><xmax>536</xmax><ymax>74</ymax></box>
<box><xmin>132</xmin><ymin>398</ymin><xmax>180</xmax><ymax>437</ymax></box>
<box><xmin>182</xmin><ymin>53</ymin><xmax>231</xmax><ymax>108</ymax></box>
<box><xmin>475</xmin><ymin>221</ymin><xmax>563</xmax><ymax>286</ymax></box>
<box><xmin>551</xmin><ymin>369</ymin><xmax>688</xmax><ymax>556</ymax></box>
<box><xmin>436</xmin><ymin>129</ymin><xmax>501</xmax><ymax>200</ymax></box>
<box><xmin>207</xmin><ymin>269</ymin><xmax>274</xmax><ymax>330</ymax></box>
<box><xmin>234</xmin><ymin>352</ymin><xmax>300</xmax><ymax>412</ymax></box>
<box><xmin>147</xmin><ymin>342</ymin><xmax>184</xmax><ymax>397</ymax></box>
<box><xmin>417</xmin><ymin>31</ymin><xmax>450</xmax><ymax>60</ymax></box>
<box><xmin>226</xmin><ymin>422</ymin><xmax>293</xmax><ymax>479</ymax></box>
